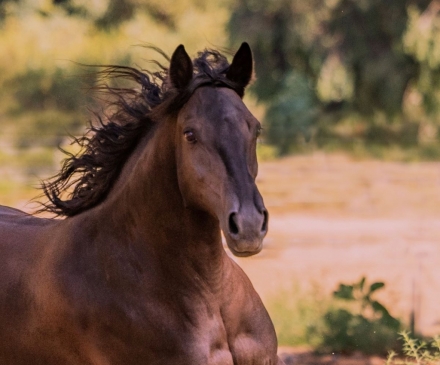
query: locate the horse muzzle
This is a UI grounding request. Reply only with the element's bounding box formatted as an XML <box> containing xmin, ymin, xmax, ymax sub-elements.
<box><xmin>224</xmin><ymin>207</ymin><xmax>268</xmax><ymax>257</ymax></box>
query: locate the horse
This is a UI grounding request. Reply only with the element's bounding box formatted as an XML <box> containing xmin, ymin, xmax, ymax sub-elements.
<box><xmin>0</xmin><ymin>43</ymin><xmax>285</xmax><ymax>365</ymax></box>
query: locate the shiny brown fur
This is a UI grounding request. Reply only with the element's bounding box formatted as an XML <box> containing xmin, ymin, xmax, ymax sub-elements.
<box><xmin>0</xmin><ymin>43</ymin><xmax>284</xmax><ymax>364</ymax></box>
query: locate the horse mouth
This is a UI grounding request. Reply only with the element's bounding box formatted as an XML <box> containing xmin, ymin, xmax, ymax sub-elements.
<box><xmin>226</xmin><ymin>241</ymin><xmax>263</xmax><ymax>257</ymax></box>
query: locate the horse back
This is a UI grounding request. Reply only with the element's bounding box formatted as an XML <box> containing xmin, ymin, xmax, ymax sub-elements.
<box><xmin>0</xmin><ymin>205</ymin><xmax>61</xmax><ymax>363</ymax></box>
<box><xmin>0</xmin><ymin>205</ymin><xmax>56</xmax><ymax>264</ymax></box>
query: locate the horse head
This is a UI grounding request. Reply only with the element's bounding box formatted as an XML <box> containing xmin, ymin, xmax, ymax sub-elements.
<box><xmin>170</xmin><ymin>43</ymin><xmax>268</xmax><ymax>257</ymax></box>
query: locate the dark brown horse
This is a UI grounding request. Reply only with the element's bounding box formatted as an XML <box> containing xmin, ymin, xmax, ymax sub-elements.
<box><xmin>0</xmin><ymin>43</ymin><xmax>284</xmax><ymax>364</ymax></box>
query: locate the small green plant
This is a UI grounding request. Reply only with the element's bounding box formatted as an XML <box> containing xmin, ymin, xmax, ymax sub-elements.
<box><xmin>387</xmin><ymin>332</ymin><xmax>440</xmax><ymax>365</ymax></box>
<box><xmin>313</xmin><ymin>277</ymin><xmax>401</xmax><ymax>355</ymax></box>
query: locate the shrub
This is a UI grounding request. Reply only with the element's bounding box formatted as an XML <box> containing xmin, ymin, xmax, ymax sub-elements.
<box><xmin>313</xmin><ymin>277</ymin><xmax>402</xmax><ymax>355</ymax></box>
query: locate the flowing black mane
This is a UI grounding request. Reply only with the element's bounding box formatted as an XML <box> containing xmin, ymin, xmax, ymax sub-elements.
<box><xmin>41</xmin><ymin>48</ymin><xmax>244</xmax><ymax>217</ymax></box>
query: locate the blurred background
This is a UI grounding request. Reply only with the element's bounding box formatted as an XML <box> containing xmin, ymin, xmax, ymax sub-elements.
<box><xmin>1</xmin><ymin>0</ymin><xmax>440</xmax><ymax>359</ymax></box>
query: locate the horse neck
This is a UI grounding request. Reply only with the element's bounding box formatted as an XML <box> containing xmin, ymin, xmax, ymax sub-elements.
<box><xmin>89</xmin><ymin>117</ymin><xmax>225</xmax><ymax>276</ymax></box>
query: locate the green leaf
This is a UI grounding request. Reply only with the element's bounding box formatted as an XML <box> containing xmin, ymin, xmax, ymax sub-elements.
<box><xmin>371</xmin><ymin>300</ymin><xmax>390</xmax><ymax>316</ymax></box>
<box><xmin>369</xmin><ymin>282</ymin><xmax>385</xmax><ymax>294</ymax></box>
<box><xmin>358</xmin><ymin>276</ymin><xmax>366</xmax><ymax>291</ymax></box>
<box><xmin>333</xmin><ymin>284</ymin><xmax>354</xmax><ymax>300</ymax></box>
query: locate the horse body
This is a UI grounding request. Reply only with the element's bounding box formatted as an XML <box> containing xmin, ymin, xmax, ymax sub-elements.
<box><xmin>0</xmin><ymin>43</ymin><xmax>284</xmax><ymax>364</ymax></box>
<box><xmin>0</xmin><ymin>198</ymin><xmax>276</xmax><ymax>364</ymax></box>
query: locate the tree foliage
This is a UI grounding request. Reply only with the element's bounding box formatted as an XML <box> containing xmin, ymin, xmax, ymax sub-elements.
<box><xmin>0</xmin><ymin>0</ymin><xmax>211</xmax><ymax>30</ymax></box>
<box><xmin>228</xmin><ymin>0</ymin><xmax>440</xmax><ymax>156</ymax></box>
<box><xmin>0</xmin><ymin>0</ymin><xmax>229</xmax><ymax>178</ymax></box>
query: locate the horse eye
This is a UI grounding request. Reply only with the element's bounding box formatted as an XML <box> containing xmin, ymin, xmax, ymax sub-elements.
<box><xmin>184</xmin><ymin>130</ymin><xmax>197</xmax><ymax>143</ymax></box>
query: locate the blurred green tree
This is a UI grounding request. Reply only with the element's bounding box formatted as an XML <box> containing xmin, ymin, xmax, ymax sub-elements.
<box><xmin>228</xmin><ymin>0</ymin><xmax>440</xmax><ymax>156</ymax></box>
<box><xmin>50</xmin><ymin>0</ymin><xmax>214</xmax><ymax>31</ymax></box>
<box><xmin>6</xmin><ymin>67</ymin><xmax>96</xmax><ymax>148</ymax></box>
<box><xmin>0</xmin><ymin>0</ymin><xmax>181</xmax><ymax>30</ymax></box>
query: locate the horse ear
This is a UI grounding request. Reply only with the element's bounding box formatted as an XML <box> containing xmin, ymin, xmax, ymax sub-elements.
<box><xmin>226</xmin><ymin>42</ymin><xmax>253</xmax><ymax>89</ymax></box>
<box><xmin>169</xmin><ymin>45</ymin><xmax>193</xmax><ymax>90</ymax></box>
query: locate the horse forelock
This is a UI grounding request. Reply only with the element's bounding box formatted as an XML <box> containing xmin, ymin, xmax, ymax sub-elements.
<box><xmin>38</xmin><ymin>47</ymin><xmax>244</xmax><ymax>217</ymax></box>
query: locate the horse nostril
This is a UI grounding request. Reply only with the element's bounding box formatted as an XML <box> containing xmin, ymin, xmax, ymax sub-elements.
<box><xmin>261</xmin><ymin>209</ymin><xmax>268</xmax><ymax>233</ymax></box>
<box><xmin>228</xmin><ymin>213</ymin><xmax>239</xmax><ymax>235</ymax></box>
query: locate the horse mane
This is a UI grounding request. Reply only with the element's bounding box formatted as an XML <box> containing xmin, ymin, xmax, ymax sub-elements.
<box><xmin>40</xmin><ymin>47</ymin><xmax>243</xmax><ymax>217</ymax></box>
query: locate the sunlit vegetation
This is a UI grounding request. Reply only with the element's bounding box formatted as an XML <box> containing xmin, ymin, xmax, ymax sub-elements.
<box><xmin>267</xmin><ymin>279</ymin><xmax>400</xmax><ymax>352</ymax></box>
<box><xmin>3</xmin><ymin>0</ymin><xmax>440</xmax><ymax>204</ymax></box>
<box><xmin>228</xmin><ymin>0</ymin><xmax>440</xmax><ymax>157</ymax></box>
<box><xmin>0</xmin><ymin>0</ymin><xmax>230</xmax><ymax>202</ymax></box>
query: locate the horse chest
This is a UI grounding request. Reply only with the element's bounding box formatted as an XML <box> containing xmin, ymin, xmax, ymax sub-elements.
<box><xmin>59</xmin><ymin>291</ymin><xmax>277</xmax><ymax>365</ymax></box>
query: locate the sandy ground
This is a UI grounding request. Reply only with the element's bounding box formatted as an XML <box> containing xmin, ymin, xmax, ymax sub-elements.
<box><xmin>232</xmin><ymin>153</ymin><xmax>440</xmax><ymax>337</ymax></box>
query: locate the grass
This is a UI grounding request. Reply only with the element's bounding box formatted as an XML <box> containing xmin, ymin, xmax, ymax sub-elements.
<box><xmin>16</xmin><ymin>148</ymin><xmax>56</xmax><ymax>174</ymax></box>
<box><xmin>0</xmin><ymin>147</ymin><xmax>55</xmax><ymax>208</ymax></box>
<box><xmin>386</xmin><ymin>332</ymin><xmax>440</xmax><ymax>365</ymax></box>
<box><xmin>0</xmin><ymin>178</ymin><xmax>37</xmax><ymax>208</ymax></box>
<box><xmin>266</xmin><ymin>282</ymin><xmax>333</xmax><ymax>347</ymax></box>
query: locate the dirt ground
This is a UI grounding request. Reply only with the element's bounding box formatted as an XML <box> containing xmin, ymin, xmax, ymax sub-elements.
<box><xmin>231</xmin><ymin>153</ymin><xmax>440</xmax><ymax>337</ymax></box>
<box><xmin>277</xmin><ymin>346</ymin><xmax>387</xmax><ymax>365</ymax></box>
